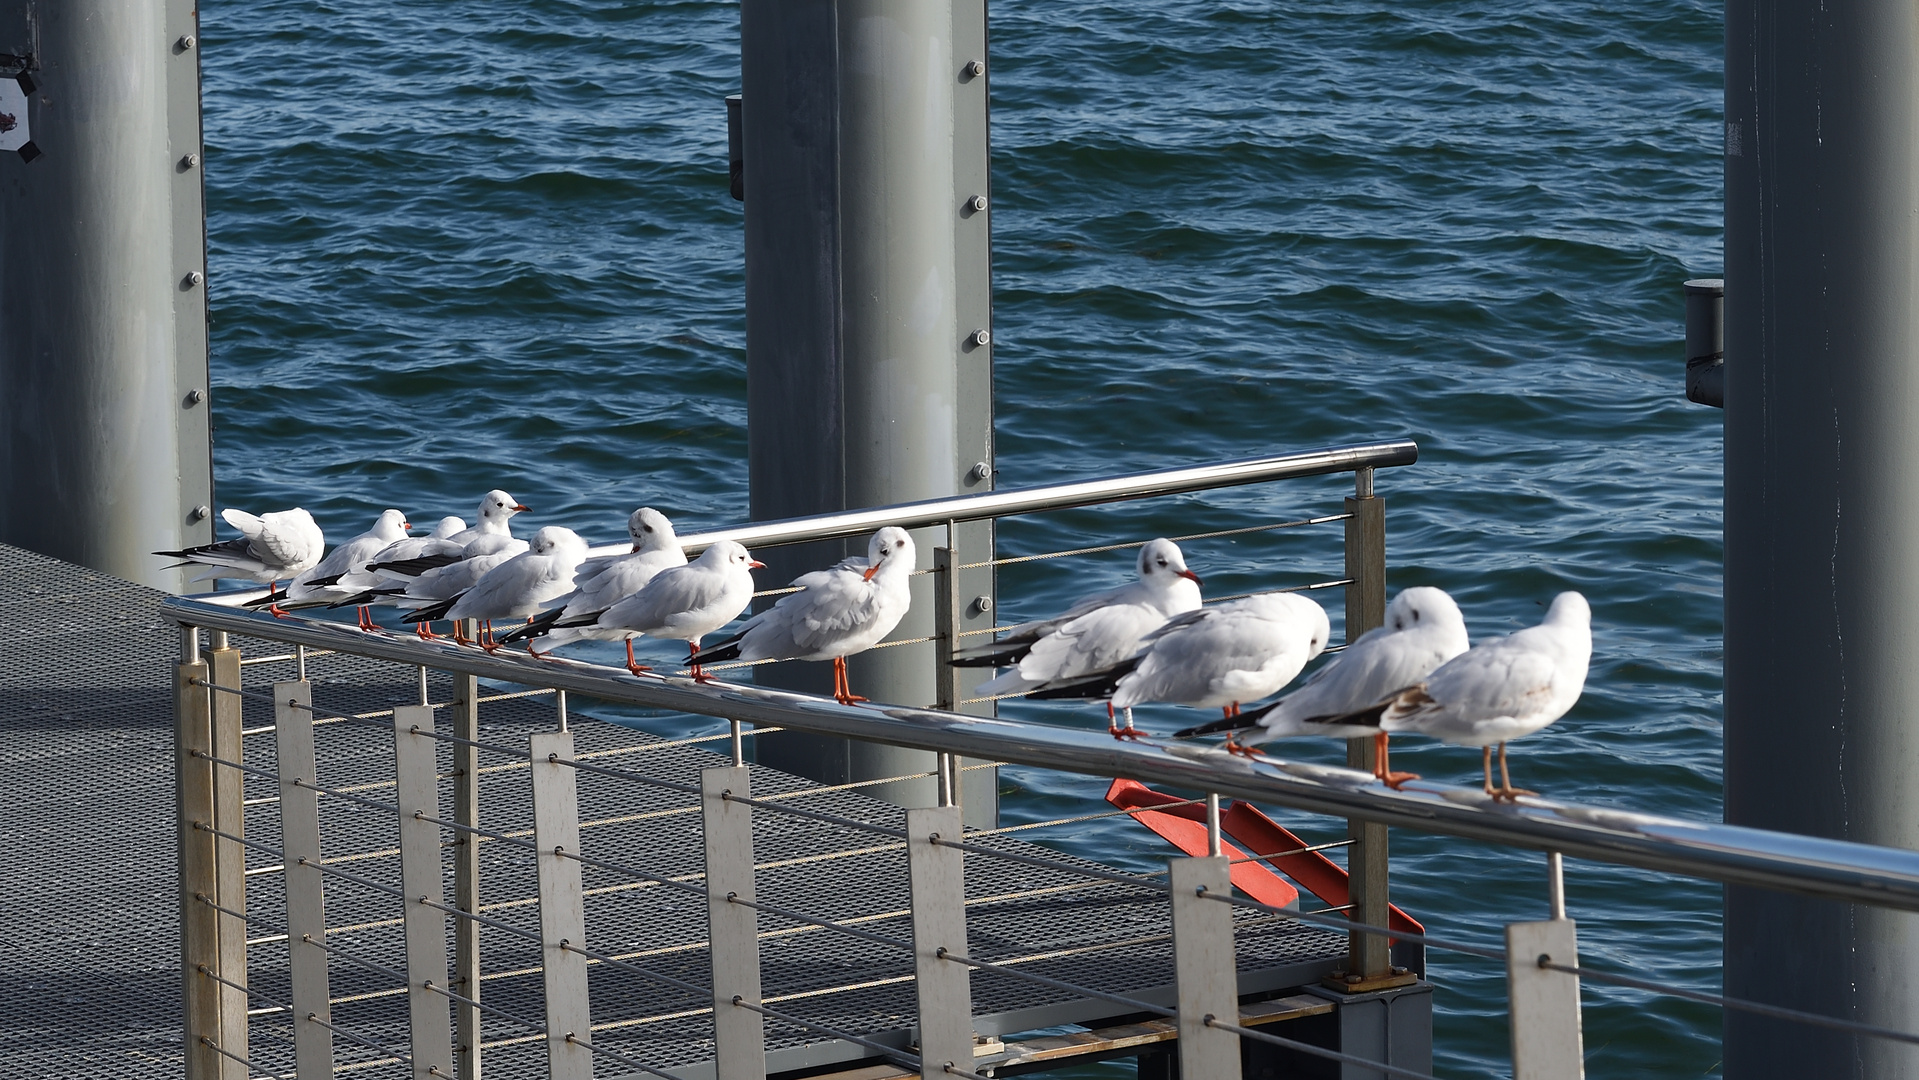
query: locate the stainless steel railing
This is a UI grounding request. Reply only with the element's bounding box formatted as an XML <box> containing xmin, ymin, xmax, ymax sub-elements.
<box><xmin>168</xmin><ymin>600</ymin><xmax>1919</xmax><ymax>910</ymax></box>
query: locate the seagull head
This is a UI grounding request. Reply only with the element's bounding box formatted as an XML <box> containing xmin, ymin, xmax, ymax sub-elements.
<box><xmin>862</xmin><ymin>527</ymin><xmax>916</xmax><ymax>581</ymax></box>
<box><xmin>701</xmin><ymin>540</ymin><xmax>764</xmax><ymax>572</ymax></box>
<box><xmin>1543</xmin><ymin>591</ymin><xmax>1590</xmax><ymax>628</ymax></box>
<box><xmin>375</xmin><ymin>508</ymin><xmax>411</xmax><ymax>539</ymax></box>
<box><xmin>530</xmin><ymin>526</ymin><xmax>585</xmax><ymax>556</ymax></box>
<box><xmin>478</xmin><ymin>489</ymin><xmax>529</xmax><ymax>523</ymax></box>
<box><xmin>1137</xmin><ymin>538</ymin><xmax>1201</xmax><ymax>587</ymax></box>
<box><xmin>628</xmin><ymin>507</ymin><xmax>679</xmax><ymax>553</ymax></box>
<box><xmin>430</xmin><ymin>516</ymin><xmax>466</xmax><ymax>538</ymax></box>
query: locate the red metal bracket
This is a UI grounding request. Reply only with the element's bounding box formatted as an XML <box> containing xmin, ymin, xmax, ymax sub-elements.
<box><xmin>1105</xmin><ymin>778</ymin><xmax>1422</xmax><ymax>934</ymax></box>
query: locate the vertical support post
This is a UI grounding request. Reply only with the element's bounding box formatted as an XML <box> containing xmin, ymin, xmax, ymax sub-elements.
<box><xmin>1343</xmin><ymin>476</ymin><xmax>1391</xmax><ymax>980</ymax></box>
<box><xmin>394</xmin><ymin>705</ymin><xmax>453</xmax><ymax>1080</ymax></box>
<box><xmin>741</xmin><ymin>0</ymin><xmax>998</xmax><ymax>831</ymax></box>
<box><xmin>275</xmin><ymin>680</ymin><xmax>334</xmax><ymax>1079</ymax></box>
<box><xmin>555</xmin><ymin>689</ymin><xmax>568</xmax><ymax>732</ymax></box>
<box><xmin>1169</xmin><ymin>856</ymin><xmax>1240</xmax><ymax>1080</ymax></box>
<box><xmin>1506</xmin><ymin>920</ymin><xmax>1584</xmax><ymax>1080</ymax></box>
<box><xmin>450</xmin><ymin>670</ymin><xmax>482</xmax><ymax>1080</ymax></box>
<box><xmin>703</xmin><ymin>766</ymin><xmax>764</xmax><ymax>1080</ymax></box>
<box><xmin>176</xmin><ymin>653</ymin><xmax>219</xmax><ymax>1080</ymax></box>
<box><xmin>1205</xmin><ymin>793</ymin><xmax>1222</xmax><ymax>858</ymax></box>
<box><xmin>530</xmin><ymin>732</ymin><xmax>593</xmax><ymax>1080</ymax></box>
<box><xmin>906</xmin><ymin>807</ymin><xmax>973</xmax><ymax>1079</ymax></box>
<box><xmin>206</xmin><ymin>641</ymin><xmax>247</xmax><ymax>1079</ymax></box>
<box><xmin>1724</xmin><ymin>3</ymin><xmax>1919</xmax><ymax>1074</ymax></box>
<box><xmin>0</xmin><ymin>0</ymin><xmax>215</xmax><ymax>587</ymax></box>
<box><xmin>1546</xmin><ymin>852</ymin><xmax>1566</xmax><ymax>921</ymax></box>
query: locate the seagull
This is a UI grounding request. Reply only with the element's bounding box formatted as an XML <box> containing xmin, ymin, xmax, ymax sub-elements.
<box><xmin>1320</xmin><ymin>591</ymin><xmax>1591</xmax><ymax>800</ymax></box>
<box><xmin>500</xmin><ymin>507</ymin><xmax>688</xmax><ymax>650</ymax></box>
<box><xmin>245</xmin><ymin>509</ymin><xmax>411</xmax><ymax>613</ymax></box>
<box><xmin>1033</xmin><ymin>591</ymin><xmax>1329</xmax><ymax>738</ymax></box>
<box><xmin>954</xmin><ymin>538</ymin><xmax>1202</xmax><ymax>707</ymax></box>
<box><xmin>590</xmin><ymin>540</ymin><xmax>763</xmax><ymax>678</ymax></box>
<box><xmin>384</xmin><ymin>537</ymin><xmax>531</xmax><ymax>638</ymax></box>
<box><xmin>696</xmin><ymin>527</ymin><xmax>916</xmax><ymax>704</ymax></box>
<box><xmin>319</xmin><ymin>516</ymin><xmax>467</xmax><ymax>627</ymax></box>
<box><xmin>1177</xmin><ymin>586</ymin><xmax>1469</xmax><ymax>784</ymax></box>
<box><xmin>412</xmin><ymin>527</ymin><xmax>590</xmax><ymax>651</ymax></box>
<box><xmin>442</xmin><ymin>490</ymin><xmax>529</xmax><ymax>551</ymax></box>
<box><xmin>155</xmin><ymin>507</ymin><xmax>326</xmax><ymax>613</ymax></box>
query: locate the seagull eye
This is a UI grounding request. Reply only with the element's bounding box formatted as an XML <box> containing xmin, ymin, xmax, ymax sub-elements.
<box><xmin>643</xmin><ymin>525</ymin><xmax>653</xmax><ymax>533</ymax></box>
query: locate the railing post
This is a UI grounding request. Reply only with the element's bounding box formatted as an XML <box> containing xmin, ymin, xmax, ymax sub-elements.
<box><xmin>450</xmin><ymin>661</ymin><xmax>483</xmax><ymax>1079</ymax></box>
<box><xmin>275</xmin><ymin>680</ymin><xmax>334</xmax><ymax>1079</ymax></box>
<box><xmin>1506</xmin><ymin>918</ymin><xmax>1585</xmax><ymax>1080</ymax></box>
<box><xmin>703</xmin><ymin>765</ymin><xmax>765</xmax><ymax>1080</ymax></box>
<box><xmin>207</xmin><ymin>635</ymin><xmax>249</xmax><ymax>1079</ymax></box>
<box><xmin>530</xmin><ymin>731</ymin><xmax>594</xmax><ymax>1080</ymax></box>
<box><xmin>394</xmin><ymin>705</ymin><xmax>454</xmax><ymax>1080</ymax></box>
<box><xmin>1343</xmin><ymin>470</ymin><xmax>1394</xmax><ymax>982</ymax></box>
<box><xmin>906</xmin><ymin>807</ymin><xmax>973</xmax><ymax>1080</ymax></box>
<box><xmin>176</xmin><ymin>640</ymin><xmax>220</xmax><ymax>1080</ymax></box>
<box><xmin>1169</xmin><ymin>856</ymin><xmax>1240</xmax><ymax>1080</ymax></box>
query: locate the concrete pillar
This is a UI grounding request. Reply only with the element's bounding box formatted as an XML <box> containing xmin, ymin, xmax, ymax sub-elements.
<box><xmin>1724</xmin><ymin>0</ymin><xmax>1919</xmax><ymax>1074</ymax></box>
<box><xmin>0</xmin><ymin>0</ymin><xmax>213</xmax><ymax>590</ymax></box>
<box><xmin>740</xmin><ymin>0</ymin><xmax>996</xmax><ymax>824</ymax></box>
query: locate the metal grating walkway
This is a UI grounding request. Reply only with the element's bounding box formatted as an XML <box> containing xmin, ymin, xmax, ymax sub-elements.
<box><xmin>0</xmin><ymin>542</ymin><xmax>1347</xmax><ymax>1079</ymax></box>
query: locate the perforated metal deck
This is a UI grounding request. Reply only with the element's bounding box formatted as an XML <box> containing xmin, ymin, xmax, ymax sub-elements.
<box><xmin>0</xmin><ymin>543</ymin><xmax>1347</xmax><ymax>1079</ymax></box>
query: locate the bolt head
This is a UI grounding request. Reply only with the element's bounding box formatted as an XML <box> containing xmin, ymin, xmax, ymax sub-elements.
<box><xmin>182</xmin><ymin>153</ymin><xmax>199</xmax><ymax>168</ymax></box>
<box><xmin>190</xmin><ymin>505</ymin><xmax>210</xmax><ymax>522</ymax></box>
<box><xmin>971</xmin><ymin>328</ymin><xmax>990</xmax><ymax>347</ymax></box>
<box><xmin>966</xmin><ymin>59</ymin><xmax>985</xmax><ymax>77</ymax></box>
<box><xmin>969</xmin><ymin>194</ymin><xmax>988</xmax><ymax>212</ymax></box>
<box><xmin>972</xmin><ymin>595</ymin><xmax>993</xmax><ymax>614</ymax></box>
<box><xmin>968</xmin><ymin>461</ymin><xmax>990</xmax><ymax>482</ymax></box>
<box><xmin>178</xmin><ymin>34</ymin><xmax>196</xmax><ymax>50</ymax></box>
<box><xmin>186</xmin><ymin>270</ymin><xmax>204</xmax><ymax>286</ymax></box>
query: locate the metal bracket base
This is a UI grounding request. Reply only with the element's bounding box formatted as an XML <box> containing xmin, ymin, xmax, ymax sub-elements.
<box><xmin>1319</xmin><ymin>968</ymin><xmax>1418</xmax><ymax>994</ymax></box>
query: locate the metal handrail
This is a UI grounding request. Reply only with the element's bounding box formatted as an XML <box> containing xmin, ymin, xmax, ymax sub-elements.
<box><xmin>164</xmin><ymin>597</ymin><xmax>1919</xmax><ymax>912</ymax></box>
<box><xmin>185</xmin><ymin>442</ymin><xmax>1416</xmax><ymax>610</ymax></box>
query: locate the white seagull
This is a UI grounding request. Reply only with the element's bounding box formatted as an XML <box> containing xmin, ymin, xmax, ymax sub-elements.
<box><xmin>321</xmin><ymin>516</ymin><xmax>467</xmax><ymax>626</ymax></box>
<box><xmin>248</xmin><ymin>509</ymin><xmax>412</xmax><ymax>614</ymax></box>
<box><xmin>697</xmin><ymin>527</ymin><xmax>916</xmax><ymax>704</ymax></box>
<box><xmin>502</xmin><ymin>507</ymin><xmax>688</xmax><ymax>651</ymax></box>
<box><xmin>387</xmin><ymin>537</ymin><xmax>531</xmax><ymax>637</ymax></box>
<box><xmin>1036</xmin><ymin>591</ymin><xmax>1329</xmax><ymax>738</ymax></box>
<box><xmin>1324</xmin><ymin>591</ymin><xmax>1591</xmax><ymax>800</ymax></box>
<box><xmin>591</xmin><ymin>540</ymin><xmax>763</xmax><ymax>678</ymax></box>
<box><xmin>955</xmin><ymin>538</ymin><xmax>1202</xmax><ymax>702</ymax></box>
<box><xmin>155</xmin><ymin>507</ymin><xmax>326</xmax><ymax>611</ymax></box>
<box><xmin>424</xmin><ymin>527</ymin><xmax>590</xmax><ymax>651</ymax></box>
<box><xmin>1179</xmin><ymin>586</ymin><xmax>1469</xmax><ymax>784</ymax></box>
<box><xmin>441</xmin><ymin>489</ymin><xmax>529</xmax><ymax>553</ymax></box>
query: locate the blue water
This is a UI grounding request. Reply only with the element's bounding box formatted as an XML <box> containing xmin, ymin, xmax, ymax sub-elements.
<box><xmin>202</xmin><ymin>1</ymin><xmax>1725</xmax><ymax>1074</ymax></box>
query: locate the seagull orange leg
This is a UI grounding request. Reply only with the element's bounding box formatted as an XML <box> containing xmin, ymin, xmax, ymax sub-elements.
<box><xmin>479</xmin><ymin>620</ymin><xmax>503</xmax><ymax>653</ymax></box>
<box><xmin>831</xmin><ymin>656</ymin><xmax>867</xmax><ymax>705</ymax></box>
<box><xmin>624</xmin><ymin>638</ymin><xmax>653</xmax><ymax>677</ymax></box>
<box><xmin>1376</xmin><ymin>732</ymin><xmax>1421</xmax><ymax>789</ymax></box>
<box><xmin>1492</xmin><ymin>742</ymin><xmax>1536</xmax><ymax>802</ymax></box>
<box><xmin>1481</xmin><ymin>745</ymin><xmax>1496</xmax><ymax>797</ymax></box>
<box><xmin>421</xmin><ymin>620</ymin><xmax>447</xmax><ymax>642</ymax></box>
<box><xmin>265</xmin><ymin>582</ymin><xmax>291</xmax><ymax>619</ymax></box>
<box><xmin>1106</xmin><ymin>701</ymin><xmax>1129</xmax><ymax>739</ymax></box>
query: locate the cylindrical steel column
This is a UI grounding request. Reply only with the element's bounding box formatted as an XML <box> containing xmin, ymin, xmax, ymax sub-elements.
<box><xmin>740</xmin><ymin>0</ymin><xmax>996</xmax><ymax>823</ymax></box>
<box><xmin>1724</xmin><ymin>0</ymin><xmax>1919</xmax><ymax>1074</ymax></box>
<box><xmin>0</xmin><ymin>1</ymin><xmax>213</xmax><ymax>589</ymax></box>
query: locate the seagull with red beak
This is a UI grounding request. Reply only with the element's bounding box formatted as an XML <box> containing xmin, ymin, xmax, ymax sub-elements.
<box><xmin>592</xmin><ymin>540</ymin><xmax>764</xmax><ymax>679</ymax></box>
<box><xmin>954</xmin><ymin>538</ymin><xmax>1202</xmax><ymax>717</ymax></box>
<box><xmin>697</xmin><ymin>526</ymin><xmax>917</xmax><ymax>704</ymax></box>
